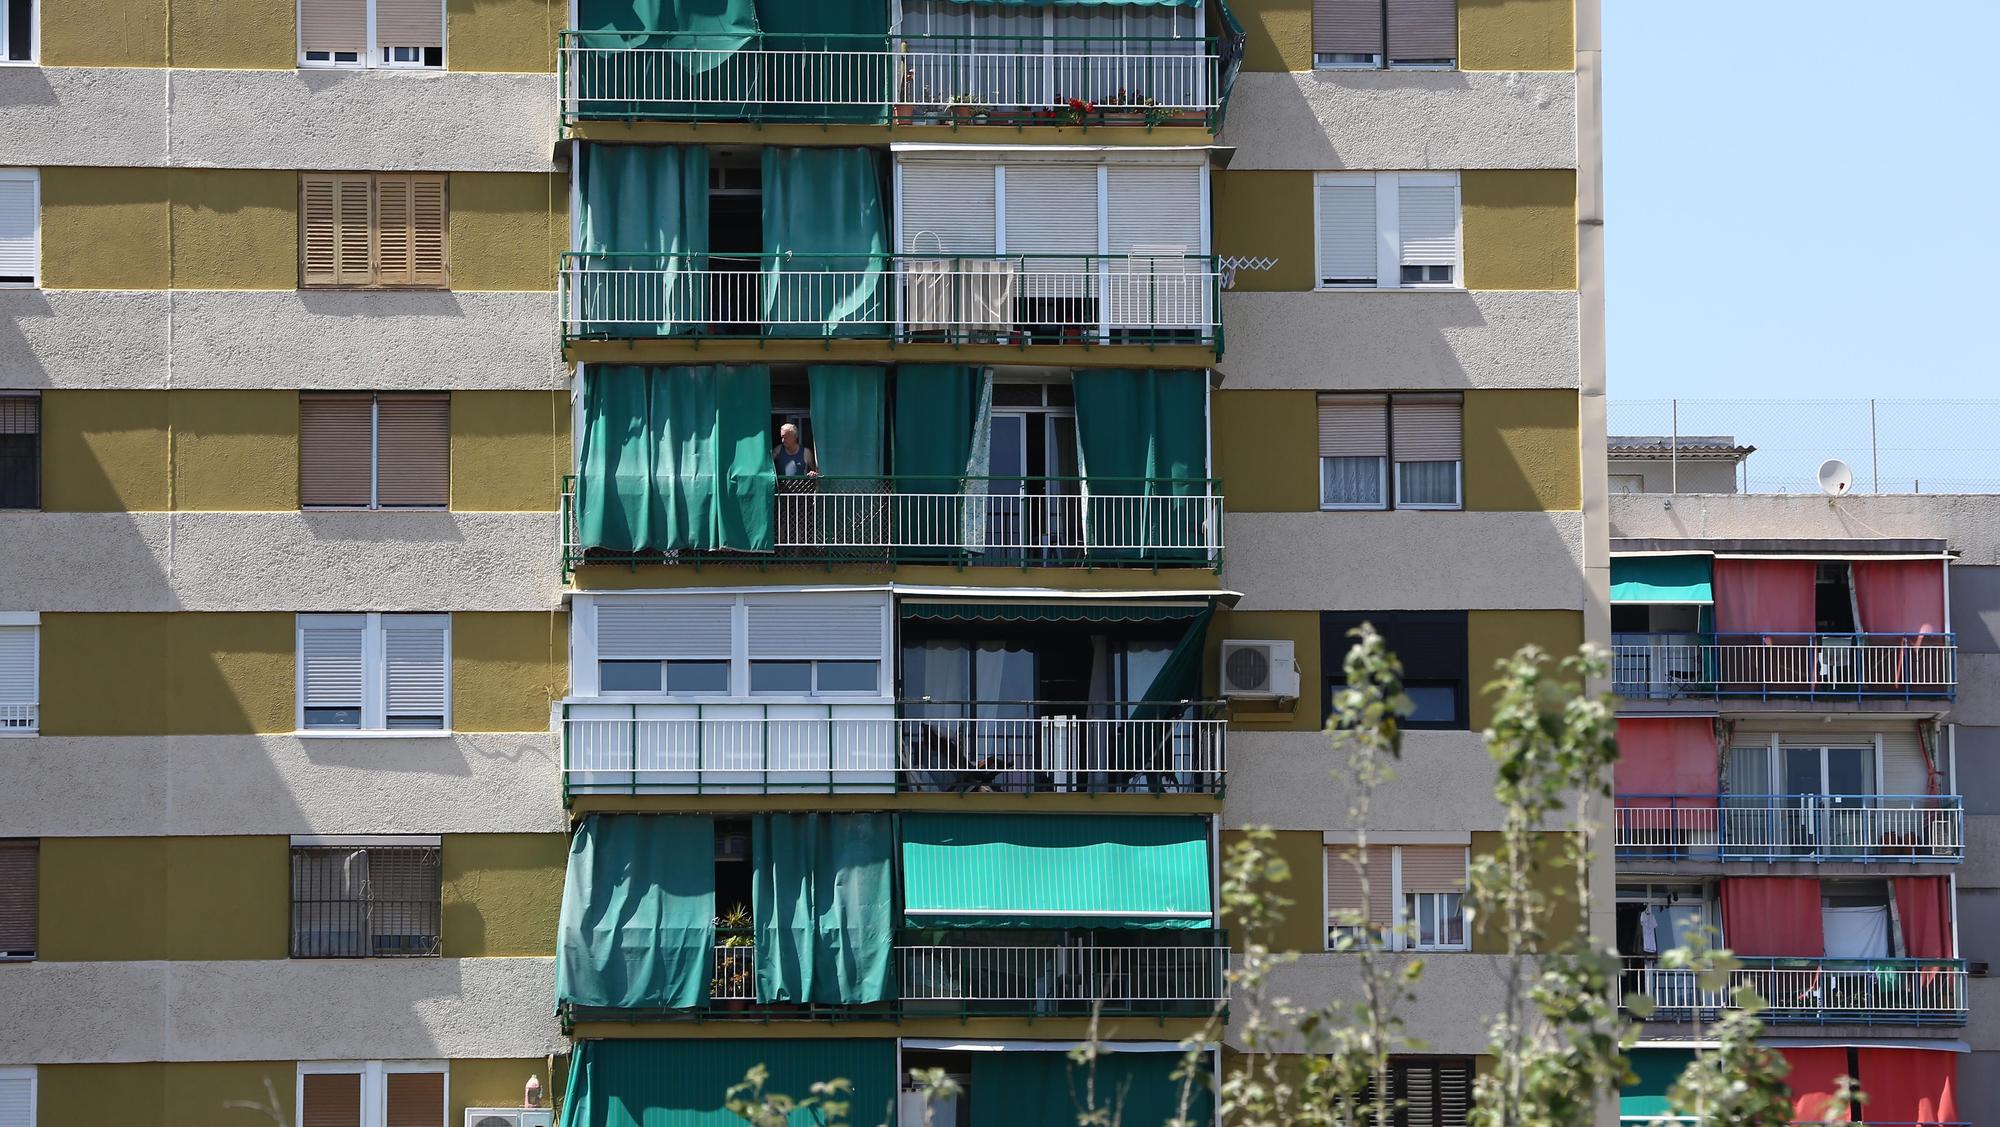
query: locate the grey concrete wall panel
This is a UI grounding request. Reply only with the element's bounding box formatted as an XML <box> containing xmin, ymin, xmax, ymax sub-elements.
<box><xmin>1216</xmin><ymin>291</ymin><xmax>1579</xmax><ymax>390</ymax></box>
<box><xmin>0</xmin><ymin>66</ymin><xmax>170</xmax><ymax>166</ymax></box>
<box><xmin>1223</xmin><ymin>730</ymin><xmax>1506</xmax><ymax>831</ymax></box>
<box><xmin>1951</xmin><ymin>565</ymin><xmax>2000</xmax><ymax>652</ymax></box>
<box><xmin>1218</xmin><ymin>71</ymin><xmax>1577</xmax><ymax>170</ymax></box>
<box><xmin>1609</xmin><ymin>494</ymin><xmax>2000</xmax><ymax>564</ymax></box>
<box><xmin>1223</xmin><ymin>511</ymin><xmax>1586</xmax><ymax>611</ymax></box>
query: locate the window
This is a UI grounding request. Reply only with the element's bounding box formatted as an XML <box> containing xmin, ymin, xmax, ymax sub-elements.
<box><xmin>1326</xmin><ymin>843</ymin><xmax>1469</xmax><ymax>952</ymax></box>
<box><xmin>0</xmin><ymin>1068</ymin><xmax>33</xmax><ymax>1127</ymax></box>
<box><xmin>0</xmin><ymin>617</ymin><xmax>35</xmax><ymax>735</ymax></box>
<box><xmin>582</xmin><ymin>593</ymin><xmax>891</xmax><ymax>699</ymax></box>
<box><xmin>299</xmin><ymin>393</ymin><xmax>449</xmax><ymax>509</ymax></box>
<box><xmin>0</xmin><ymin>394</ymin><xmax>37</xmax><ymax>509</ymax></box>
<box><xmin>0</xmin><ymin>170</ymin><xmax>36</xmax><ymax>287</ymax></box>
<box><xmin>1315</xmin><ymin>172</ymin><xmax>1461</xmax><ymax>290</ymax></box>
<box><xmin>1313</xmin><ymin>0</ymin><xmax>1457</xmax><ymax>69</ymax></box>
<box><xmin>297</xmin><ymin>613</ymin><xmax>450</xmax><ymax>733</ymax></box>
<box><xmin>299</xmin><ymin>173</ymin><xmax>448</xmax><ymax>289</ymax></box>
<box><xmin>298</xmin><ymin>0</ymin><xmax>443</xmax><ymax>68</ymax></box>
<box><xmin>1</xmin><ymin>0</ymin><xmax>32</xmax><ymax>63</ymax></box>
<box><xmin>1358</xmin><ymin>1059</ymin><xmax>1475</xmax><ymax>1127</ymax></box>
<box><xmin>290</xmin><ymin>840</ymin><xmax>442</xmax><ymax>957</ymax></box>
<box><xmin>298</xmin><ymin>1062</ymin><xmax>446</xmax><ymax>1127</ymax></box>
<box><xmin>1322</xmin><ymin>611</ymin><xmax>1467</xmax><ymax>729</ymax></box>
<box><xmin>1318</xmin><ymin>393</ymin><xmax>1462</xmax><ymax>510</ymax></box>
<box><xmin>0</xmin><ymin>840</ymin><xmax>35</xmax><ymax>959</ymax></box>
<box><xmin>750</xmin><ymin>660</ymin><xmax>882</xmax><ymax>695</ymax></box>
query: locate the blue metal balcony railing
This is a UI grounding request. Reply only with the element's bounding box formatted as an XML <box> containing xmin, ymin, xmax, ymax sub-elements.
<box><xmin>1614</xmin><ymin>793</ymin><xmax>1963</xmax><ymax>863</ymax></box>
<box><xmin>1623</xmin><ymin>956</ymin><xmax>1967</xmax><ymax>1026</ymax></box>
<box><xmin>1612</xmin><ymin>631</ymin><xmax>1957</xmax><ymax>701</ymax></box>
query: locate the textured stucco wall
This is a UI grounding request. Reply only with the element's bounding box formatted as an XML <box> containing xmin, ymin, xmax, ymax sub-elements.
<box><xmin>1218</xmin><ymin>72</ymin><xmax>1576</xmax><ymax>170</ymax></box>
<box><xmin>1463</xmin><ymin>169</ymin><xmax>1578</xmax><ymax>290</ymax></box>
<box><xmin>0</xmin><ymin>734</ymin><xmax>564</xmax><ymax>837</ymax></box>
<box><xmin>1223</xmin><ymin>511</ymin><xmax>1586</xmax><ymax>611</ymax></box>
<box><xmin>1608</xmin><ymin>493</ymin><xmax>2000</xmax><ymax>564</ymax></box>
<box><xmin>169</xmin><ymin>391</ymin><xmax>301</xmax><ymax>511</ymax></box>
<box><xmin>0</xmin><ymin>290</ymin><xmax>561</xmax><ymax>390</ymax></box>
<box><xmin>1237</xmin><ymin>954</ymin><xmax>1529</xmax><ymax>1053</ymax></box>
<box><xmin>1211</xmin><ymin>390</ymin><xmax>1320</xmax><ymax>512</ymax></box>
<box><xmin>0</xmin><ymin>958</ymin><xmax>566</xmax><ymax>1064</ymax></box>
<box><xmin>36</xmin><ymin>1061</ymin><xmax>297</xmax><ymax>1127</ymax></box>
<box><xmin>0</xmin><ymin>68</ymin><xmax>558</xmax><ymax>170</ymax></box>
<box><xmin>450</xmin><ymin>391</ymin><xmax>569</xmax><ymax>512</ymax></box>
<box><xmin>38</xmin><ymin>836</ymin><xmax>291</xmax><ymax>961</ymax></box>
<box><xmin>1210</xmin><ymin>172</ymin><xmax>1316</xmax><ymax>292</ymax></box>
<box><xmin>36</xmin><ymin>167</ymin><xmax>173</xmax><ymax>290</ymax></box>
<box><xmin>448</xmin><ymin>172</ymin><xmax>568</xmax><ymax>292</ymax></box>
<box><xmin>1459</xmin><ymin>0</ymin><xmax>1575</xmax><ymax>71</ymax></box>
<box><xmin>1604</xmin><ymin>457</ymin><xmax>1741</xmax><ymax>495</ymax></box>
<box><xmin>38</xmin><ymin>612</ymin><xmax>294</xmax><ymax>736</ymax></box>
<box><xmin>448</xmin><ymin>0</ymin><xmax>564</xmax><ymax>73</ymax></box>
<box><xmin>39</xmin><ymin>389</ymin><xmax>170</xmax><ymax>511</ymax></box>
<box><xmin>1225</xmin><ymin>730</ymin><xmax>1507</xmax><ymax>830</ymax></box>
<box><xmin>1463</xmin><ymin>388</ymin><xmax>1581</xmax><ymax>512</ymax></box>
<box><xmin>1466</xmin><ymin>609</ymin><xmax>1583</xmax><ymax>728</ymax></box>
<box><xmin>441</xmin><ymin>834</ymin><xmax>568</xmax><ymax>958</ymax></box>
<box><xmin>0</xmin><ymin>512</ymin><xmax>562</xmax><ymax>610</ymax></box>
<box><xmin>1214</xmin><ymin>291</ymin><xmax>1579</xmax><ymax>390</ymax></box>
<box><xmin>451</xmin><ymin>611</ymin><xmax>571</xmax><ymax>733</ymax></box>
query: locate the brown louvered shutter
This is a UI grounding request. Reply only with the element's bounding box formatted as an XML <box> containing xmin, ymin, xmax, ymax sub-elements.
<box><xmin>0</xmin><ymin>840</ymin><xmax>36</xmax><ymax>957</ymax></box>
<box><xmin>300</xmin><ymin>0</ymin><xmax>367</xmax><ymax>58</ymax></box>
<box><xmin>1387</xmin><ymin>0</ymin><xmax>1457</xmax><ymax>63</ymax></box>
<box><xmin>1397</xmin><ymin>845</ymin><xmax>1467</xmax><ymax>893</ymax></box>
<box><xmin>1319</xmin><ymin>394</ymin><xmax>1388</xmax><ymax>458</ymax></box>
<box><xmin>1392</xmin><ymin>394</ymin><xmax>1462</xmax><ymax>462</ymax></box>
<box><xmin>1325</xmin><ymin>844</ymin><xmax>1395</xmax><ymax>926</ymax></box>
<box><xmin>374</xmin><ymin>394</ymin><xmax>450</xmax><ymax>508</ymax></box>
<box><xmin>375</xmin><ymin>175</ymin><xmax>415</xmax><ymax>287</ymax></box>
<box><xmin>301</xmin><ymin>1072</ymin><xmax>363</xmax><ymax>1127</ymax></box>
<box><xmin>300</xmin><ymin>394</ymin><xmax>377</xmax><ymax>507</ymax></box>
<box><xmin>301</xmin><ymin>175</ymin><xmax>340</xmax><ymax>286</ymax></box>
<box><xmin>376</xmin><ymin>0</ymin><xmax>445</xmax><ymax>53</ymax></box>
<box><xmin>411</xmin><ymin>175</ymin><xmax>448</xmax><ymax>288</ymax></box>
<box><xmin>1313</xmin><ymin>0</ymin><xmax>1383</xmax><ymax>56</ymax></box>
<box><xmin>1397</xmin><ymin>1059</ymin><xmax>1474</xmax><ymax>1127</ymax></box>
<box><xmin>336</xmin><ymin>175</ymin><xmax>376</xmax><ymax>285</ymax></box>
<box><xmin>385</xmin><ymin>1072</ymin><xmax>445</xmax><ymax>1127</ymax></box>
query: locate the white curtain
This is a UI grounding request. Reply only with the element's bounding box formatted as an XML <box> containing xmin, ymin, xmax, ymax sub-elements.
<box><xmin>1822</xmin><ymin>905</ymin><xmax>1891</xmax><ymax>959</ymax></box>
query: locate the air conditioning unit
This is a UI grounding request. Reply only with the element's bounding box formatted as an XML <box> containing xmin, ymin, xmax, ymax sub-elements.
<box><xmin>466</xmin><ymin>1111</ymin><xmax>553</xmax><ymax>1127</ymax></box>
<box><xmin>1220</xmin><ymin>640</ymin><xmax>1299</xmax><ymax>700</ymax></box>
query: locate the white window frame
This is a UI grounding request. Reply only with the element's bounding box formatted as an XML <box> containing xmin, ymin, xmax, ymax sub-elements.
<box><xmin>571</xmin><ymin>591</ymin><xmax>893</xmax><ymax>702</ymax></box>
<box><xmin>0</xmin><ymin>1067</ymin><xmax>35</xmax><ymax>1127</ymax></box>
<box><xmin>295</xmin><ymin>612</ymin><xmax>452</xmax><ymax>736</ymax></box>
<box><xmin>1317</xmin><ymin>394</ymin><xmax>1464</xmax><ymax>513</ymax></box>
<box><xmin>748</xmin><ymin>657</ymin><xmax>884</xmax><ymax>697</ymax></box>
<box><xmin>297</xmin><ymin>0</ymin><xmax>447</xmax><ymax>70</ymax></box>
<box><xmin>1324</xmin><ymin>841</ymin><xmax>1470</xmax><ymax>952</ymax></box>
<box><xmin>1393</xmin><ymin>457</ymin><xmax>1463</xmax><ymax>511</ymax></box>
<box><xmin>1390</xmin><ymin>846</ymin><xmax>1470</xmax><ymax>952</ymax></box>
<box><xmin>296</xmin><ymin>1061</ymin><xmax>448</xmax><ymax>1127</ymax></box>
<box><xmin>1318</xmin><ymin>454</ymin><xmax>1388</xmax><ymax>512</ymax></box>
<box><xmin>0</xmin><ymin>169</ymin><xmax>39</xmax><ymax>289</ymax></box>
<box><xmin>1313</xmin><ymin>171</ymin><xmax>1463</xmax><ymax>293</ymax></box>
<box><xmin>0</xmin><ymin>0</ymin><xmax>37</xmax><ymax>65</ymax></box>
<box><xmin>1313</xmin><ymin>51</ymin><xmax>1383</xmax><ymax>70</ymax></box>
<box><xmin>0</xmin><ymin>613</ymin><xmax>38</xmax><ymax>738</ymax></box>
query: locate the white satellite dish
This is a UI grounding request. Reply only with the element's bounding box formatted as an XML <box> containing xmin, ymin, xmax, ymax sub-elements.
<box><xmin>1818</xmin><ymin>459</ymin><xmax>1854</xmax><ymax>497</ymax></box>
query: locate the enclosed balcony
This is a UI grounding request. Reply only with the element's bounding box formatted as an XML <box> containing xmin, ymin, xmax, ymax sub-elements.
<box><xmin>1614</xmin><ymin>794</ymin><xmax>1963</xmax><ymax>863</ymax></box>
<box><xmin>1622</xmin><ymin>957</ymin><xmax>1967</xmax><ymax>1027</ymax></box>
<box><xmin>560</xmin><ymin>0</ymin><xmax>1239</xmax><ymax>128</ymax></box>
<box><xmin>1612</xmin><ymin>632</ymin><xmax>1957</xmax><ymax>702</ymax></box>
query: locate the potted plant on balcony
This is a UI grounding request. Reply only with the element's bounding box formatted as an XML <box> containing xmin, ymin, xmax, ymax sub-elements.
<box><xmin>1103</xmin><ymin>89</ymin><xmax>1146</xmax><ymax>125</ymax></box>
<box><xmin>946</xmin><ymin>93</ymin><xmax>982</xmax><ymax>125</ymax></box>
<box><xmin>713</xmin><ymin>903</ymin><xmax>755</xmax><ymax>1011</ymax></box>
<box><xmin>1060</xmin><ymin>96</ymin><xmax>1097</xmax><ymax>127</ymax></box>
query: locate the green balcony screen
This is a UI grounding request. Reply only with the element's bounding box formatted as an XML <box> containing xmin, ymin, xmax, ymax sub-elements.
<box><xmin>971</xmin><ymin>1049</ymin><xmax>1213</xmax><ymax>1126</ymax></box>
<box><xmin>752</xmin><ymin>812</ymin><xmax>895</xmax><ymax>1005</ymax></box>
<box><xmin>557</xmin><ymin>814</ymin><xmax>716</xmax><ymax>1011</ymax></box>
<box><xmin>901</xmin><ymin>813</ymin><xmax>1212</xmax><ymax>929</ymax></box>
<box><xmin>1619</xmin><ymin>1048</ymin><xmax>1696</xmax><ymax>1120</ymax></box>
<box><xmin>1073</xmin><ymin>368</ymin><xmax>1209</xmax><ymax>562</ymax></box>
<box><xmin>1610</xmin><ymin>554</ymin><xmax>1715</xmax><ymax>604</ymax></box>
<box><xmin>561</xmin><ymin>1038</ymin><xmax>898</xmax><ymax>1127</ymax></box>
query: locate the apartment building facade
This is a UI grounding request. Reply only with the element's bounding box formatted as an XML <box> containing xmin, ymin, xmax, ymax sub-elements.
<box><xmin>1609</xmin><ymin>487</ymin><xmax>1995</xmax><ymax>1126</ymax></box>
<box><xmin>0</xmin><ymin>0</ymin><xmax>1598</xmax><ymax>1124</ymax></box>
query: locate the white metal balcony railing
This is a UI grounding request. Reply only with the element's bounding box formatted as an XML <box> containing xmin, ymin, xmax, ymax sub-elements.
<box><xmin>0</xmin><ymin>703</ymin><xmax>34</xmax><ymax>732</ymax></box>
<box><xmin>1614</xmin><ymin>795</ymin><xmax>1964</xmax><ymax>863</ymax></box>
<box><xmin>559</xmin><ymin>34</ymin><xmax>1222</xmax><ymax>125</ymax></box>
<box><xmin>1622</xmin><ymin>957</ymin><xmax>1967</xmax><ymax>1025</ymax></box>
<box><xmin>898</xmin><ymin>943</ymin><xmax>1230</xmax><ymax>1007</ymax></box>
<box><xmin>1612</xmin><ymin>632</ymin><xmax>1957</xmax><ymax>701</ymax></box>
<box><xmin>562</xmin><ymin>705</ymin><xmax>1226</xmax><ymax>796</ymax></box>
<box><xmin>559</xmin><ymin>253</ymin><xmax>1222</xmax><ymax>345</ymax></box>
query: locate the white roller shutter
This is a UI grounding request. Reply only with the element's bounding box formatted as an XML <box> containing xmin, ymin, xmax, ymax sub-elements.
<box><xmin>0</xmin><ymin>173</ymin><xmax>38</xmax><ymax>285</ymax></box>
<box><xmin>1105</xmin><ymin>165</ymin><xmax>1206</xmax><ymax>328</ymax></box>
<box><xmin>746</xmin><ymin>602</ymin><xmax>885</xmax><ymax>660</ymax></box>
<box><xmin>0</xmin><ymin>1071</ymin><xmax>33</xmax><ymax>1127</ymax></box>
<box><xmin>1398</xmin><ymin>176</ymin><xmax>1460</xmax><ymax>268</ymax></box>
<box><xmin>1106</xmin><ymin>166</ymin><xmax>1203</xmax><ymax>256</ymax></box>
<box><xmin>383</xmin><ymin>615</ymin><xmax>449</xmax><ymax>727</ymax></box>
<box><xmin>899</xmin><ymin>163</ymin><xmax>998</xmax><ymax>255</ymax></box>
<box><xmin>1880</xmin><ymin>726</ymin><xmax>1929</xmax><ymax>796</ymax></box>
<box><xmin>0</xmin><ymin>626</ymin><xmax>34</xmax><ymax>732</ymax></box>
<box><xmin>597</xmin><ymin>600</ymin><xmax>735</xmax><ymax>659</ymax></box>
<box><xmin>1318</xmin><ymin>395</ymin><xmax>1388</xmax><ymax>458</ymax></box>
<box><xmin>1392</xmin><ymin>395</ymin><xmax>1462</xmax><ymax>462</ymax></box>
<box><xmin>1003</xmin><ymin>164</ymin><xmax>1099</xmax><ymax>256</ymax></box>
<box><xmin>1316</xmin><ymin>175</ymin><xmax>1376</xmax><ymax>286</ymax></box>
<box><xmin>300</xmin><ymin>615</ymin><xmax>368</xmax><ymax>713</ymax></box>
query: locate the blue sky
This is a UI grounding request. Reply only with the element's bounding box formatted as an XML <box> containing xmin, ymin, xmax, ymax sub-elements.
<box><xmin>1604</xmin><ymin>1</ymin><xmax>2000</xmax><ymax>402</ymax></box>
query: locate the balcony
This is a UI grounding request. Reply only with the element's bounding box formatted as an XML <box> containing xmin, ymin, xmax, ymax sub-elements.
<box><xmin>1614</xmin><ymin>794</ymin><xmax>1964</xmax><ymax>863</ymax></box>
<box><xmin>561</xmin><ymin>702</ymin><xmax>1226</xmax><ymax>798</ymax></box>
<box><xmin>559</xmin><ymin>32</ymin><xmax>1225</xmax><ymax>128</ymax></box>
<box><xmin>1622</xmin><ymin>956</ymin><xmax>1967</xmax><ymax>1026</ymax></box>
<box><xmin>558</xmin><ymin>252</ymin><xmax>1222</xmax><ymax>347</ymax></box>
<box><xmin>1612</xmin><ymin>632</ymin><xmax>1957</xmax><ymax>702</ymax></box>
<box><xmin>560</xmin><ymin>475</ymin><xmax>1225</xmax><ymax>574</ymax></box>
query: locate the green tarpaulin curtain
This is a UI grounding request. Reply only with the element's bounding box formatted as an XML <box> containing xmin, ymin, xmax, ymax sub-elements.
<box><xmin>1132</xmin><ymin>606</ymin><xmax>1213</xmax><ymax>722</ymax></box>
<box><xmin>900</xmin><ymin>602</ymin><xmax>1204</xmax><ymax>623</ymax></box>
<box><xmin>577</xmin><ymin>144</ymin><xmax>709</xmax><ymax>335</ymax></box>
<box><xmin>892</xmin><ymin>364</ymin><xmax>992</xmax><ymax>556</ymax></box>
<box><xmin>1073</xmin><ymin>369</ymin><xmax>1210</xmax><ymax>562</ymax></box>
<box><xmin>970</xmin><ymin>1050</ymin><xmax>1213</xmax><ymax>1127</ymax></box>
<box><xmin>557</xmin><ymin>814</ymin><xmax>716</xmax><ymax>1011</ymax></box>
<box><xmin>574</xmin><ymin>0</ymin><xmax>763</xmax><ymax>119</ymax></box>
<box><xmin>579</xmin><ymin>364</ymin><xmax>775</xmax><ymax>553</ymax></box>
<box><xmin>761</xmin><ymin>148</ymin><xmax>889</xmax><ymax>338</ymax></box>
<box><xmin>1611</xmin><ymin>554</ymin><xmax>1716</xmax><ymax>604</ymax></box>
<box><xmin>1619</xmin><ymin>1048</ymin><xmax>1696</xmax><ymax>1120</ymax></box>
<box><xmin>560</xmin><ymin>1038</ymin><xmax>899</xmax><ymax>1127</ymax></box>
<box><xmin>807</xmin><ymin>365</ymin><xmax>887</xmax><ymax>479</ymax></box>
<box><xmin>754</xmin><ymin>0</ymin><xmax>890</xmax><ymax>123</ymax></box>
<box><xmin>751</xmin><ymin>812</ymin><xmax>895</xmax><ymax>1005</ymax></box>
<box><xmin>901</xmin><ymin>813</ymin><xmax>1212</xmax><ymax>929</ymax></box>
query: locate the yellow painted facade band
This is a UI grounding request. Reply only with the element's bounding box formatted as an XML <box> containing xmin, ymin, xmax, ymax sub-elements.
<box><xmin>441</xmin><ymin>833</ymin><xmax>569</xmax><ymax>957</ymax></box>
<box><xmin>451</xmin><ymin>611</ymin><xmax>571</xmax><ymax>732</ymax></box>
<box><xmin>1462</xmin><ymin>388</ymin><xmax>1582</xmax><ymax>512</ymax></box>
<box><xmin>39</xmin><ymin>390</ymin><xmax>172</xmax><ymax>513</ymax></box>
<box><xmin>1465</xmin><ymin>609</ymin><xmax>1583</xmax><ymax>731</ymax></box>
<box><xmin>38</xmin><ymin>612</ymin><xmax>296</xmax><ymax>736</ymax></box>
<box><xmin>37</xmin><ymin>836</ymin><xmax>291</xmax><ymax>960</ymax></box>
<box><xmin>1219</xmin><ymin>829</ymin><xmax>1328</xmax><ymax>953</ymax></box>
<box><xmin>1209</xmin><ymin>171</ymin><xmax>1316</xmax><ymax>292</ymax></box>
<box><xmin>1462</xmin><ymin>169</ymin><xmax>1578</xmax><ymax>291</ymax></box>
<box><xmin>1206</xmin><ymin>610</ymin><xmax>1322</xmax><ymax>732</ymax></box>
<box><xmin>1469</xmin><ymin>830</ymin><xmax>1582</xmax><ymax>952</ymax></box>
<box><xmin>447</xmin><ymin>172</ymin><xmax>567</xmax><ymax>292</ymax></box>
<box><xmin>1212</xmin><ymin>0</ymin><xmax>1573</xmax><ymax>73</ymax></box>
<box><xmin>449</xmin><ymin>391</ymin><xmax>568</xmax><ymax>511</ymax></box>
<box><xmin>447</xmin><ymin>0</ymin><xmax>564</xmax><ymax>73</ymax></box>
<box><xmin>34</xmin><ymin>1060</ymin><xmax>546</xmax><ymax>1127</ymax></box>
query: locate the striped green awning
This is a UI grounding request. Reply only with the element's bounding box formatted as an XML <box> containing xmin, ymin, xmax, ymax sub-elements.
<box><xmin>1611</xmin><ymin>555</ymin><xmax>1714</xmax><ymax>604</ymax></box>
<box><xmin>1620</xmin><ymin>1048</ymin><xmax>1695</xmax><ymax>1120</ymax></box>
<box><xmin>899</xmin><ymin>602</ymin><xmax>1205</xmax><ymax>623</ymax></box>
<box><xmin>900</xmin><ymin>813</ymin><xmax>1212</xmax><ymax>929</ymax></box>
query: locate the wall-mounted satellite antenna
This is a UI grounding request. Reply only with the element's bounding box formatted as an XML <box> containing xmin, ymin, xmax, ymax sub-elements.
<box><xmin>1818</xmin><ymin>458</ymin><xmax>1854</xmax><ymax>497</ymax></box>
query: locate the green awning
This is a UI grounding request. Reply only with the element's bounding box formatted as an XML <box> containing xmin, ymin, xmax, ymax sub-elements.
<box><xmin>560</xmin><ymin>1038</ymin><xmax>897</xmax><ymax>1127</ymax></box>
<box><xmin>1611</xmin><ymin>555</ymin><xmax>1714</xmax><ymax>604</ymax></box>
<box><xmin>1620</xmin><ymin>1048</ymin><xmax>1696</xmax><ymax>1120</ymax></box>
<box><xmin>972</xmin><ymin>1049</ymin><xmax>1212</xmax><ymax>1127</ymax></box>
<box><xmin>901</xmin><ymin>814</ymin><xmax>1212</xmax><ymax>929</ymax></box>
<box><xmin>900</xmin><ymin>602</ymin><xmax>1206</xmax><ymax>623</ymax></box>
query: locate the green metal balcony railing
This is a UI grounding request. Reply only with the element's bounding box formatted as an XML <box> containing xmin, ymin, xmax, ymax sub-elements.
<box><xmin>559</xmin><ymin>31</ymin><xmax>1225</xmax><ymax>129</ymax></box>
<box><xmin>559</xmin><ymin>251</ymin><xmax>1223</xmax><ymax>348</ymax></box>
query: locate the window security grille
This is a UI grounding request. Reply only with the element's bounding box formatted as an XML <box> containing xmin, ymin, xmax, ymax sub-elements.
<box><xmin>0</xmin><ymin>395</ymin><xmax>39</xmax><ymax>510</ymax></box>
<box><xmin>290</xmin><ymin>845</ymin><xmax>441</xmax><ymax>957</ymax></box>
